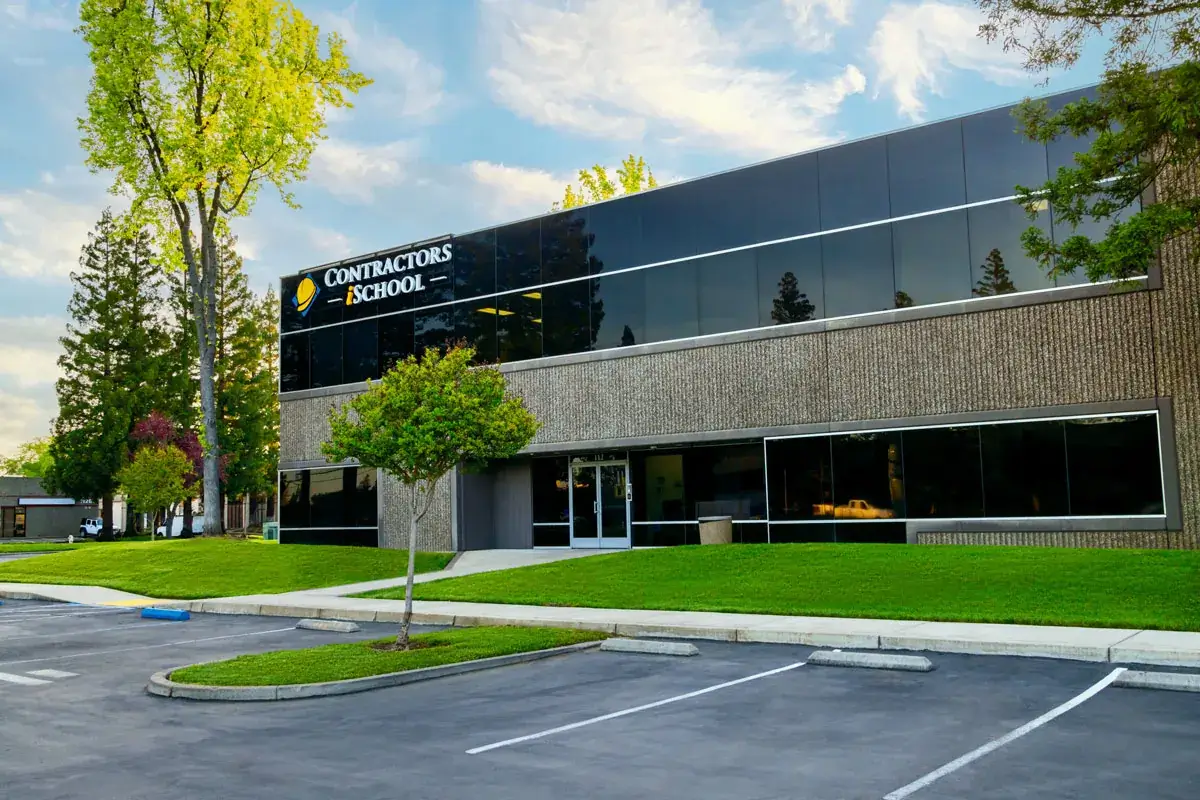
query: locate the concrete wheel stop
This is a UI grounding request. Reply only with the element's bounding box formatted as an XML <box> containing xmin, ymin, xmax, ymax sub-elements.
<box><xmin>1113</xmin><ymin>670</ymin><xmax>1200</xmax><ymax>693</ymax></box>
<box><xmin>600</xmin><ymin>638</ymin><xmax>700</xmax><ymax>656</ymax></box>
<box><xmin>807</xmin><ymin>650</ymin><xmax>936</xmax><ymax>672</ymax></box>
<box><xmin>296</xmin><ymin>618</ymin><xmax>360</xmax><ymax>633</ymax></box>
<box><xmin>146</xmin><ymin>640</ymin><xmax>603</xmax><ymax>701</ymax></box>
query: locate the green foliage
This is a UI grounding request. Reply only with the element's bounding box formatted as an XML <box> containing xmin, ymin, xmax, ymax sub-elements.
<box><xmin>45</xmin><ymin>210</ymin><xmax>170</xmax><ymax>516</ymax></box>
<box><xmin>169</xmin><ymin>627</ymin><xmax>606</xmax><ymax>686</ymax></box>
<box><xmin>770</xmin><ymin>271</ymin><xmax>816</xmax><ymax>324</ymax></box>
<box><xmin>323</xmin><ymin>346</ymin><xmax>540</xmax><ymax>488</ymax></box>
<box><xmin>973</xmin><ymin>248</ymin><xmax>1018</xmax><ymax>296</ymax></box>
<box><xmin>0</xmin><ymin>438</ymin><xmax>54</xmax><ymax>478</ymax></box>
<box><xmin>117</xmin><ymin>443</ymin><xmax>192</xmax><ymax>516</ymax></box>
<box><xmin>556</xmin><ymin>155</ymin><xmax>658</xmax><ymax>210</ymax></box>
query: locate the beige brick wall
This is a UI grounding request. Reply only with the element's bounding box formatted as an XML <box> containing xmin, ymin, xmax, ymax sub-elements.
<box><xmin>918</xmin><ymin>530</ymin><xmax>1198</xmax><ymax>549</ymax></box>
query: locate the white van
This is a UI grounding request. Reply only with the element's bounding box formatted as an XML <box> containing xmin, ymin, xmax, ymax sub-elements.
<box><xmin>155</xmin><ymin>517</ymin><xmax>206</xmax><ymax>537</ymax></box>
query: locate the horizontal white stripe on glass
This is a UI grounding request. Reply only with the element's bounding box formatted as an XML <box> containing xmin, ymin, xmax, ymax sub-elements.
<box><xmin>532</xmin><ymin>522</ymin><xmax>570</xmax><ymax>526</ymax></box>
<box><xmin>277</xmin><ymin>526</ymin><xmax>379</xmax><ymax>531</ymax></box>
<box><xmin>630</xmin><ymin>520</ymin><xmax>766</xmax><ymax>525</ymax></box>
<box><xmin>764</xmin><ymin>409</ymin><xmax>1157</xmax><ymax>442</ymax></box>
<box><xmin>766</xmin><ymin>515</ymin><xmax>1166</xmax><ymax>525</ymax></box>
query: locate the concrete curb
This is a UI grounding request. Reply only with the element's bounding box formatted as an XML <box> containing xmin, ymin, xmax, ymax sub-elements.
<box><xmin>808</xmin><ymin>650</ymin><xmax>936</xmax><ymax>672</ymax></box>
<box><xmin>296</xmin><ymin>619</ymin><xmax>361</xmax><ymax>633</ymax></box>
<box><xmin>146</xmin><ymin>640</ymin><xmax>603</xmax><ymax>701</ymax></box>
<box><xmin>600</xmin><ymin>638</ymin><xmax>700</xmax><ymax>656</ymax></box>
<box><xmin>1113</xmin><ymin>670</ymin><xmax>1200</xmax><ymax>693</ymax></box>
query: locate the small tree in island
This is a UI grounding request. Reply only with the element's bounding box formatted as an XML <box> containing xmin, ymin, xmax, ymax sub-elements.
<box><xmin>117</xmin><ymin>444</ymin><xmax>191</xmax><ymax>541</ymax></box>
<box><xmin>323</xmin><ymin>345</ymin><xmax>539</xmax><ymax>649</ymax></box>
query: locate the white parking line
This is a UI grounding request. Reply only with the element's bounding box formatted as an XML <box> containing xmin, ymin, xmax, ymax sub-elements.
<box><xmin>0</xmin><ymin>627</ymin><xmax>296</xmax><ymax>668</ymax></box>
<box><xmin>883</xmin><ymin>667</ymin><xmax>1127</xmax><ymax>799</ymax></box>
<box><xmin>0</xmin><ymin>609</ymin><xmax>131</xmax><ymax>620</ymax></box>
<box><xmin>0</xmin><ymin>671</ymin><xmax>51</xmax><ymax>685</ymax></box>
<box><xmin>27</xmin><ymin>669</ymin><xmax>78</xmax><ymax>679</ymax></box>
<box><xmin>466</xmin><ymin>660</ymin><xmax>807</xmax><ymax>755</ymax></box>
<box><xmin>0</xmin><ymin>621</ymin><xmax>176</xmax><ymax>642</ymax></box>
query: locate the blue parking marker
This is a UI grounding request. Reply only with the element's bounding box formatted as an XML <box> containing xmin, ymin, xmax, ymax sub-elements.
<box><xmin>141</xmin><ymin>607</ymin><xmax>190</xmax><ymax>621</ymax></box>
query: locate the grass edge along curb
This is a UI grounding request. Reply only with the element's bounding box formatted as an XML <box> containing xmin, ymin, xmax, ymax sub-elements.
<box><xmin>147</xmin><ymin>639</ymin><xmax>604</xmax><ymax>701</ymax></box>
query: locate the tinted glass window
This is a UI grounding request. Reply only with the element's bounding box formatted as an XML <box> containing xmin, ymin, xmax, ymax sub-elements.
<box><xmin>735</xmin><ymin>522</ymin><xmax>769</xmax><ymax>544</ymax></box>
<box><xmin>770</xmin><ymin>522</ymin><xmax>836</xmax><ymax>543</ymax></box>
<box><xmin>305</xmin><ymin>269</ymin><xmax>343</xmax><ymax>327</ymax></box>
<box><xmin>309</xmin><ymin>325</ymin><xmax>343</xmax><ymax>389</ymax></box>
<box><xmin>644</xmin><ymin>260</ymin><xmax>699</xmax><ymax>343</ymax></box>
<box><xmin>591</xmin><ymin>271</ymin><xmax>645</xmax><ymax>349</ymax></box>
<box><xmin>1065</xmin><ymin>415</ymin><xmax>1163</xmax><ymax>515</ymax></box>
<box><xmin>685</xmin><ymin>444</ymin><xmax>767</xmax><ymax>519</ymax></box>
<box><xmin>835</xmin><ymin>522</ymin><xmax>907</xmax><ymax>544</ymax></box>
<box><xmin>587</xmin><ymin>198</ymin><xmax>641</xmax><ymax>274</ymax></box>
<box><xmin>341</xmin><ymin>319</ymin><xmax>379</xmax><ymax>384</ymax></box>
<box><xmin>497</xmin><ymin>293</ymin><xmax>542</xmax><ymax>362</ymax></box>
<box><xmin>347</xmin><ymin>467</ymin><xmax>378</xmax><ymax>526</ymax></box>
<box><xmin>698</xmin><ymin>250</ymin><xmax>758</xmax><ymax>335</ymax></box>
<box><xmin>967</xmin><ymin>200</ymin><xmax>1055</xmax><ymax>296</ymax></box>
<box><xmin>1046</xmin><ymin>86</ymin><xmax>1098</xmax><ymax>174</ymax></box>
<box><xmin>819</xmin><ymin>137</ymin><xmax>890</xmax><ymax>230</ymax></box>
<box><xmin>892</xmin><ymin>209</ymin><xmax>972</xmax><ymax>307</ymax></box>
<box><xmin>378</xmin><ymin>312</ymin><xmax>414</xmax><ymax>374</ymax></box>
<box><xmin>1051</xmin><ymin>194</ymin><xmax>1143</xmax><ymax>286</ymax></box>
<box><xmin>279</xmin><ymin>471</ymin><xmax>308</xmax><ymax>527</ymax></box>
<box><xmin>416</xmin><ymin>246</ymin><xmax>454</xmax><ymax>308</ymax></box>
<box><xmin>309</xmin><ymin>468</ymin><xmax>344</xmax><ymax>527</ymax></box>
<box><xmin>280</xmin><ymin>275</ymin><xmax>307</xmax><ymax>332</ymax></box>
<box><xmin>831</xmin><ymin>432</ymin><xmax>905</xmax><ymax>519</ymax></box>
<box><xmin>822</xmin><ymin>224</ymin><xmax>895</xmax><ymax>317</ymax></box>
<box><xmin>903</xmin><ymin>427</ymin><xmax>984</xmax><ymax>517</ymax></box>
<box><xmin>541</xmin><ymin>210</ymin><xmax>589</xmax><ymax>282</ymax></box>
<box><xmin>497</xmin><ymin>219</ymin><xmax>540</xmax><ymax>291</ymax></box>
<box><xmin>691</xmin><ymin>155</ymin><xmax>822</xmax><ymax>254</ymax></box>
<box><xmin>980</xmin><ymin>420</ymin><xmax>1069</xmax><ymax>516</ymax></box>
<box><xmin>757</xmin><ymin>238</ymin><xmax>823</xmax><ymax>325</ymax></box>
<box><xmin>639</xmin><ymin>183</ymin><xmax>696</xmax><ymax>264</ymax></box>
<box><xmin>280</xmin><ymin>332</ymin><xmax>309</xmax><ymax>392</ymax></box>
<box><xmin>766</xmin><ymin>437</ymin><xmax>833</xmax><ymax>521</ymax></box>
<box><xmin>454</xmin><ymin>229</ymin><xmax>495</xmax><ymax>302</ymax></box>
<box><xmin>414</xmin><ymin>307</ymin><xmax>456</xmax><ymax>357</ymax></box>
<box><xmin>533</xmin><ymin>525</ymin><xmax>570</xmax><ymax>547</ymax></box>
<box><xmin>456</xmin><ymin>303</ymin><xmax>498</xmax><ymax>364</ymax></box>
<box><xmin>635</xmin><ymin>452</ymin><xmax>687</xmax><ymax>521</ymax></box>
<box><xmin>887</xmin><ymin>120</ymin><xmax>966</xmax><ymax>217</ymax></box>
<box><xmin>281</xmin><ymin>528</ymin><xmax>378</xmax><ymax>547</ymax></box>
<box><xmin>541</xmin><ymin>281</ymin><xmax>593</xmax><ymax>357</ymax></box>
<box><xmin>532</xmin><ymin>457</ymin><xmax>570</xmax><ymax>524</ymax></box>
<box><xmin>962</xmin><ymin>105</ymin><xmax>1050</xmax><ymax>203</ymax></box>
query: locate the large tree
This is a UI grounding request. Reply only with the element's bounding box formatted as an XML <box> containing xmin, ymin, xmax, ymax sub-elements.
<box><xmin>46</xmin><ymin>210</ymin><xmax>170</xmax><ymax>534</ymax></box>
<box><xmin>555</xmin><ymin>154</ymin><xmax>658</xmax><ymax>210</ymax></box>
<box><xmin>323</xmin><ymin>346</ymin><xmax>539</xmax><ymax>649</ymax></box>
<box><xmin>978</xmin><ymin>1</ymin><xmax>1200</xmax><ymax>281</ymax></box>
<box><xmin>78</xmin><ymin>0</ymin><xmax>369</xmax><ymax>531</ymax></box>
<box><xmin>0</xmin><ymin>438</ymin><xmax>54</xmax><ymax>479</ymax></box>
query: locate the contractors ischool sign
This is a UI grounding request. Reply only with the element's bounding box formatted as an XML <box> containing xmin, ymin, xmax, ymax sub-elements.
<box><xmin>293</xmin><ymin>237</ymin><xmax>453</xmax><ymax>317</ymax></box>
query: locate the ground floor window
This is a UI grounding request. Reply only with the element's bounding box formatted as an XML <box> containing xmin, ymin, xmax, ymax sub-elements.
<box><xmin>278</xmin><ymin>466</ymin><xmax>379</xmax><ymax>546</ymax></box>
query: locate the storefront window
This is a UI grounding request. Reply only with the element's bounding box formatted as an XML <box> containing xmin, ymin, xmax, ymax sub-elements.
<box><xmin>980</xmin><ymin>420</ymin><xmax>1070</xmax><ymax>517</ymax></box>
<box><xmin>1065</xmin><ymin>415</ymin><xmax>1163</xmax><ymax>515</ymax></box>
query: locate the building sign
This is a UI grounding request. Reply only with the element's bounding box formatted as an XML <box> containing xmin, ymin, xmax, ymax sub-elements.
<box><xmin>292</xmin><ymin>239</ymin><xmax>453</xmax><ymax>315</ymax></box>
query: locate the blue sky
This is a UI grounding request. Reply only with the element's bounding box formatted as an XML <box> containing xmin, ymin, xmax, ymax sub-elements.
<box><xmin>0</xmin><ymin>0</ymin><xmax>1105</xmax><ymax>455</ymax></box>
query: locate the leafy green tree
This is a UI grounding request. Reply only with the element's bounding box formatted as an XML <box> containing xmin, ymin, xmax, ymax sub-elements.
<box><xmin>978</xmin><ymin>3</ymin><xmax>1200</xmax><ymax>281</ymax></box>
<box><xmin>556</xmin><ymin>155</ymin><xmax>658</xmax><ymax>210</ymax></box>
<box><xmin>974</xmin><ymin>248</ymin><xmax>1019</xmax><ymax>296</ymax></box>
<box><xmin>46</xmin><ymin>210</ymin><xmax>170</xmax><ymax>534</ymax></box>
<box><xmin>771</xmin><ymin>272</ymin><xmax>816</xmax><ymax>323</ymax></box>
<box><xmin>323</xmin><ymin>346</ymin><xmax>539</xmax><ymax>649</ymax></box>
<box><xmin>894</xmin><ymin>290</ymin><xmax>915</xmax><ymax>309</ymax></box>
<box><xmin>118</xmin><ymin>443</ymin><xmax>191</xmax><ymax>541</ymax></box>
<box><xmin>0</xmin><ymin>438</ymin><xmax>54</xmax><ymax>479</ymax></box>
<box><xmin>78</xmin><ymin>0</ymin><xmax>370</xmax><ymax>531</ymax></box>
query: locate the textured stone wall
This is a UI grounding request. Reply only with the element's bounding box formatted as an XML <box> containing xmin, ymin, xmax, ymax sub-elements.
<box><xmin>379</xmin><ymin>471</ymin><xmax>453</xmax><ymax>552</ymax></box>
<box><xmin>918</xmin><ymin>531</ymin><xmax>1198</xmax><ymax>549</ymax></box>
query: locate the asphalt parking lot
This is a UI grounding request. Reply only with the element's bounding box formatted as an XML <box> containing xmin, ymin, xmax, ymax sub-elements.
<box><xmin>1</xmin><ymin>598</ymin><xmax>1197</xmax><ymax>800</ymax></box>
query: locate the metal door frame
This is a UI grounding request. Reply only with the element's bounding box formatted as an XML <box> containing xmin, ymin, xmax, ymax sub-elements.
<box><xmin>568</xmin><ymin>459</ymin><xmax>632</xmax><ymax>550</ymax></box>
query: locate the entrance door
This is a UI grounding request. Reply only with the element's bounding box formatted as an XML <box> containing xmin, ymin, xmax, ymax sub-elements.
<box><xmin>569</xmin><ymin>462</ymin><xmax>631</xmax><ymax>549</ymax></box>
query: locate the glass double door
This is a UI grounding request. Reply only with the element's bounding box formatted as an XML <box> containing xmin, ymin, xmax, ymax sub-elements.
<box><xmin>569</xmin><ymin>462</ymin><xmax>631</xmax><ymax>549</ymax></box>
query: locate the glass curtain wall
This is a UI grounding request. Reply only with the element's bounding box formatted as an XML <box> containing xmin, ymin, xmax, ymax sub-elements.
<box><xmin>278</xmin><ymin>466</ymin><xmax>379</xmax><ymax>546</ymax></box>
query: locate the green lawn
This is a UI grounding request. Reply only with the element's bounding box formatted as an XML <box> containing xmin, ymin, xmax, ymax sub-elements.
<box><xmin>170</xmin><ymin>626</ymin><xmax>605</xmax><ymax>686</ymax></box>
<box><xmin>0</xmin><ymin>538</ymin><xmax>454</xmax><ymax>599</ymax></box>
<box><xmin>0</xmin><ymin>542</ymin><xmax>87</xmax><ymax>553</ymax></box>
<box><xmin>359</xmin><ymin>544</ymin><xmax>1200</xmax><ymax>631</ymax></box>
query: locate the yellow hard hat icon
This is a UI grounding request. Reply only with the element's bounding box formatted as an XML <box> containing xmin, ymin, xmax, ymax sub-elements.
<box><xmin>295</xmin><ymin>276</ymin><xmax>319</xmax><ymax>314</ymax></box>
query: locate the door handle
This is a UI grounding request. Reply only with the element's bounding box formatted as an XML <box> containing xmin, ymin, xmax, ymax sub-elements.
<box><xmin>593</xmin><ymin>500</ymin><xmax>599</xmax><ymax>515</ymax></box>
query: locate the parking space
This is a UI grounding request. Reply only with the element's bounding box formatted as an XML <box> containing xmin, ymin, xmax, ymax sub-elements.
<box><xmin>1</xmin><ymin>598</ymin><xmax>1197</xmax><ymax>799</ymax></box>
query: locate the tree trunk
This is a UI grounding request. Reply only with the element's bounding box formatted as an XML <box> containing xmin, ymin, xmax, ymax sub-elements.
<box><xmin>190</xmin><ymin>216</ymin><xmax>222</xmax><ymax>539</ymax></box>
<box><xmin>101</xmin><ymin>494</ymin><xmax>114</xmax><ymax>539</ymax></box>
<box><xmin>183</xmin><ymin>498</ymin><xmax>194</xmax><ymax>536</ymax></box>
<box><xmin>162</xmin><ymin>503</ymin><xmax>176</xmax><ymax>543</ymax></box>
<box><xmin>397</xmin><ymin>478</ymin><xmax>439</xmax><ymax>649</ymax></box>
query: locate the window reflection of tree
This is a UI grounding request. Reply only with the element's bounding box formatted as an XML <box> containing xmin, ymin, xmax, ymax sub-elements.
<box><xmin>771</xmin><ymin>271</ymin><xmax>815</xmax><ymax>324</ymax></box>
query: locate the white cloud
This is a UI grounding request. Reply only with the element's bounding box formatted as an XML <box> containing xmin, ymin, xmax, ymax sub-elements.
<box><xmin>318</xmin><ymin>6</ymin><xmax>445</xmax><ymax>120</ymax></box>
<box><xmin>782</xmin><ymin>0</ymin><xmax>852</xmax><ymax>51</ymax></box>
<box><xmin>467</xmin><ymin>161</ymin><xmax>568</xmax><ymax>218</ymax></box>
<box><xmin>306</xmin><ymin>138</ymin><xmax>416</xmax><ymax>203</ymax></box>
<box><xmin>0</xmin><ymin>388</ymin><xmax>54</xmax><ymax>460</ymax></box>
<box><xmin>0</xmin><ymin>316</ymin><xmax>65</xmax><ymax>389</ymax></box>
<box><xmin>0</xmin><ymin>190</ymin><xmax>103</xmax><ymax>282</ymax></box>
<box><xmin>869</xmin><ymin>1</ymin><xmax>1027</xmax><ymax>120</ymax></box>
<box><xmin>2</xmin><ymin>1</ymin><xmax>74</xmax><ymax>32</ymax></box>
<box><xmin>307</xmin><ymin>227</ymin><xmax>355</xmax><ymax>261</ymax></box>
<box><xmin>483</xmin><ymin>0</ymin><xmax>867</xmax><ymax>157</ymax></box>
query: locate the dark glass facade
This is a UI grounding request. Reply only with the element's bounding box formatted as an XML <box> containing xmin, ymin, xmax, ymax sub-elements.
<box><xmin>279</xmin><ymin>466</ymin><xmax>379</xmax><ymax>546</ymax></box>
<box><xmin>280</xmin><ymin>88</ymin><xmax>1143</xmax><ymax>394</ymax></box>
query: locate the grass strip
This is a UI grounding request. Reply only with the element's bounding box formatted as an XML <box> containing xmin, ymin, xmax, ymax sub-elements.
<box><xmin>0</xmin><ymin>538</ymin><xmax>453</xmax><ymax>599</ymax></box>
<box><xmin>0</xmin><ymin>542</ymin><xmax>87</xmax><ymax>553</ymax></box>
<box><xmin>170</xmin><ymin>626</ymin><xmax>606</xmax><ymax>686</ymax></box>
<box><xmin>358</xmin><ymin>543</ymin><xmax>1200</xmax><ymax>631</ymax></box>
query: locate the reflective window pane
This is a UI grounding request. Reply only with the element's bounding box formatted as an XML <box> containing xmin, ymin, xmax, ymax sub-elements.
<box><xmin>497</xmin><ymin>293</ymin><xmax>542</xmax><ymax>362</ymax></box>
<box><xmin>892</xmin><ymin>209</ymin><xmax>972</xmax><ymax>307</ymax></box>
<box><xmin>967</xmin><ymin>200</ymin><xmax>1055</xmax><ymax>296</ymax></box>
<box><xmin>639</xmin><ymin>183</ymin><xmax>696</xmax><ymax>264</ymax></box>
<box><xmin>685</xmin><ymin>443</ymin><xmax>767</xmax><ymax>520</ymax></box>
<box><xmin>532</xmin><ymin>458</ymin><xmax>570</xmax><ymax>524</ymax></box>
<box><xmin>378</xmin><ymin>312</ymin><xmax>414</xmax><ymax>374</ymax></box>
<box><xmin>280</xmin><ymin>275</ymin><xmax>307</xmax><ymax>333</ymax></box>
<box><xmin>980</xmin><ymin>420</ymin><xmax>1069</xmax><ymax>516</ymax></box>
<box><xmin>1046</xmin><ymin>86</ymin><xmax>1098</xmax><ymax>174</ymax></box>
<box><xmin>644</xmin><ymin>260</ymin><xmax>699</xmax><ymax>343</ymax></box>
<box><xmin>591</xmin><ymin>271</ymin><xmax>645</xmax><ymax>349</ymax></box>
<box><xmin>414</xmin><ymin>246</ymin><xmax>454</xmax><ymax>309</ymax></box>
<box><xmin>766</xmin><ymin>437</ymin><xmax>833</xmax><ymax>521</ymax></box>
<box><xmin>757</xmin><ymin>238</ymin><xmax>823</xmax><ymax>325</ymax></box>
<box><xmin>541</xmin><ymin>210</ymin><xmax>589</xmax><ymax>282</ymax></box>
<box><xmin>962</xmin><ymin>105</ymin><xmax>1050</xmax><ymax>203</ymax></box>
<box><xmin>533</xmin><ymin>525</ymin><xmax>570</xmax><ymax>547</ymax></box>
<box><xmin>1051</xmin><ymin>194</ymin><xmax>1143</xmax><ymax>286</ymax></box>
<box><xmin>830</xmin><ymin>432</ymin><xmax>905</xmax><ymax>519</ymax></box>
<box><xmin>1065</xmin><ymin>415</ymin><xmax>1163</xmax><ymax>515</ymax></box>
<box><xmin>635</xmin><ymin>453</ymin><xmax>687</xmax><ymax>521</ymax></box>
<box><xmin>835</xmin><ymin>522</ymin><xmax>906</xmax><ymax>544</ymax></box>
<box><xmin>819</xmin><ymin>137</ymin><xmax>890</xmax><ymax>230</ymax></box>
<box><xmin>305</xmin><ymin>271</ymin><xmax>343</xmax><ymax>327</ymax></box>
<box><xmin>887</xmin><ymin>120</ymin><xmax>966</xmax><ymax>217</ymax></box>
<box><xmin>456</xmin><ymin>303</ymin><xmax>498</xmax><ymax>364</ymax></box>
<box><xmin>309</xmin><ymin>468</ymin><xmax>344</xmax><ymax>527</ymax></box>
<box><xmin>691</xmin><ymin>155</ymin><xmax>822</xmax><ymax>253</ymax></box>
<box><xmin>347</xmin><ymin>467</ymin><xmax>378</xmax><ymax>527</ymax></box>
<box><xmin>734</xmin><ymin>522</ymin><xmax>769</xmax><ymax>544</ymax></box>
<box><xmin>414</xmin><ymin>307</ymin><xmax>456</xmax><ymax>357</ymax></box>
<box><xmin>280</xmin><ymin>528</ymin><xmax>378</xmax><ymax>546</ymax></box>
<box><xmin>770</xmin><ymin>522</ymin><xmax>835</xmax><ymax>543</ymax></box>
<box><xmin>279</xmin><ymin>471</ymin><xmax>308</xmax><ymax>527</ymax></box>
<box><xmin>632</xmin><ymin>523</ymin><xmax>692</xmax><ymax>547</ymax></box>
<box><xmin>342</xmin><ymin>318</ymin><xmax>378</xmax><ymax>384</ymax></box>
<box><xmin>587</xmin><ymin>198</ymin><xmax>641</xmax><ymax>274</ymax></box>
<box><xmin>541</xmin><ymin>281</ymin><xmax>593</xmax><ymax>357</ymax></box>
<box><xmin>698</xmin><ymin>250</ymin><xmax>758</xmax><ymax>335</ymax></box>
<box><xmin>280</xmin><ymin>332</ymin><xmax>309</xmax><ymax>392</ymax></box>
<box><xmin>309</xmin><ymin>325</ymin><xmax>343</xmax><ymax>389</ymax></box>
<box><xmin>497</xmin><ymin>219</ymin><xmax>540</xmax><ymax>291</ymax></box>
<box><xmin>822</xmin><ymin>224</ymin><xmax>895</xmax><ymax>317</ymax></box>
<box><xmin>454</xmin><ymin>229</ymin><xmax>496</xmax><ymax>302</ymax></box>
<box><xmin>903</xmin><ymin>427</ymin><xmax>984</xmax><ymax>518</ymax></box>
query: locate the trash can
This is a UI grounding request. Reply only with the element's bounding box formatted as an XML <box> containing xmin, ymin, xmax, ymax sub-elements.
<box><xmin>697</xmin><ymin>515</ymin><xmax>733</xmax><ymax>545</ymax></box>
<box><xmin>263</xmin><ymin>522</ymin><xmax>279</xmax><ymax>542</ymax></box>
